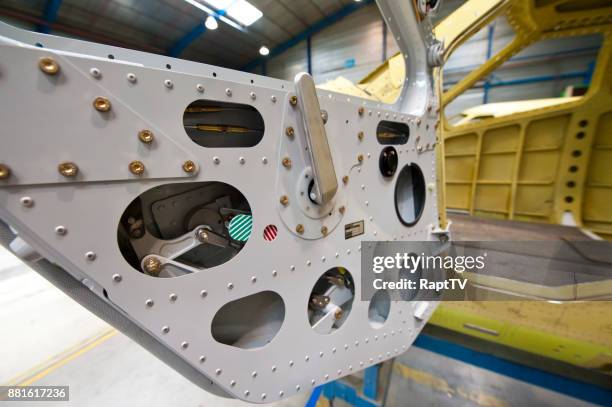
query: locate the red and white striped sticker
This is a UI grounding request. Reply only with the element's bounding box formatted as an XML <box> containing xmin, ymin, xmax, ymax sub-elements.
<box><xmin>263</xmin><ymin>224</ymin><xmax>278</xmax><ymax>241</ymax></box>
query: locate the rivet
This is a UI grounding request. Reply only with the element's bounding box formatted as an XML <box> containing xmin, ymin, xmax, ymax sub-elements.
<box><xmin>285</xmin><ymin>126</ymin><xmax>295</xmax><ymax>137</ymax></box>
<box><xmin>0</xmin><ymin>164</ymin><xmax>11</xmax><ymax>180</ymax></box>
<box><xmin>93</xmin><ymin>97</ymin><xmax>111</xmax><ymax>112</ymax></box>
<box><xmin>169</xmin><ymin>293</ymin><xmax>177</xmax><ymax>302</ymax></box>
<box><xmin>332</xmin><ymin>347</ymin><xmax>337</xmax><ymax>353</ymax></box>
<box><xmin>289</xmin><ymin>95</ymin><xmax>298</xmax><ymax>106</ymax></box>
<box><xmin>296</xmin><ymin>224</ymin><xmax>304</xmax><ymax>234</ymax></box>
<box><xmin>342</xmin><ymin>175</ymin><xmax>349</xmax><ymax>185</ymax></box>
<box><xmin>339</xmin><ymin>206</ymin><xmax>346</xmax><ymax>214</ymax></box>
<box><xmin>196</xmin><ymin>84</ymin><xmax>205</xmax><ymax>92</ymax></box>
<box><xmin>38</xmin><ymin>56</ymin><xmax>59</xmax><ymax>75</ymax></box>
<box><xmin>280</xmin><ymin>195</ymin><xmax>289</xmax><ymax>206</ymax></box>
<box><xmin>164</xmin><ymin>79</ymin><xmax>173</xmax><ymax>88</ymax></box>
<box><xmin>279</xmin><ymin>391</ymin><xmax>284</xmax><ymax>397</ymax></box>
<box><xmin>334</xmin><ymin>309</ymin><xmax>343</xmax><ymax>320</ymax></box>
<box><xmin>20</xmin><ymin>196</ymin><xmax>33</xmax><ymax>207</ymax></box>
<box><xmin>112</xmin><ymin>274</ymin><xmax>122</xmax><ymax>282</ymax></box>
<box><xmin>213</xmin><ymin>157</ymin><xmax>220</xmax><ymax>164</ymax></box>
<box><xmin>55</xmin><ymin>225</ymin><xmax>67</xmax><ymax>236</ymax></box>
<box><xmin>305</xmin><ymin>355</ymin><xmax>309</xmax><ymax>361</ymax></box>
<box><xmin>311</xmin><ymin>379</ymin><xmax>316</xmax><ymax>385</ymax></box>
<box><xmin>272</xmin><ymin>270</ymin><xmax>278</xmax><ymax>277</ymax></box>
<box><xmin>239</xmin><ymin>157</ymin><xmax>245</xmax><ymax>165</ymax></box>
<box><xmin>227</xmin><ymin>283</ymin><xmax>234</xmax><ymax>290</ymax></box>
<box><xmin>89</xmin><ymin>67</ymin><xmax>101</xmax><ymax>78</ymax></box>
<box><xmin>199</xmin><ymin>355</ymin><xmax>206</xmax><ymax>363</ymax></box>
<box><xmin>145</xmin><ymin>299</ymin><xmax>154</xmax><ymax>307</ymax></box>
<box><xmin>143</xmin><ymin>257</ymin><xmax>161</xmax><ymax>275</ymax></box>
<box><xmin>282</xmin><ymin>157</ymin><xmax>292</xmax><ymax>169</ymax></box>
<box><xmin>181</xmin><ymin>341</ymin><xmax>189</xmax><ymax>350</ymax></box>
<box><xmin>262</xmin><ymin>157</ymin><xmax>268</xmax><ymax>164</ymax></box>
<box><xmin>361</xmin><ymin>184</ymin><xmax>365</xmax><ymax>190</ymax></box>
<box><xmin>182</xmin><ymin>160</ymin><xmax>196</xmax><ymax>173</ymax></box>
<box><xmin>320</xmin><ymin>226</ymin><xmax>328</xmax><ymax>236</ymax></box>
<box><xmin>324</xmin><ymin>374</ymin><xmax>329</xmax><ymax>380</ymax></box>
<box><xmin>296</xmin><ymin>385</ymin><xmax>300</xmax><ymax>391</ymax></box>
<box><xmin>251</xmin><ymin>276</ymin><xmax>257</xmax><ymax>283</ymax></box>
<box><xmin>261</xmin><ymin>393</ymin><xmax>266</xmax><ymax>400</ymax></box>
<box><xmin>252</xmin><ymin>371</ymin><xmax>258</xmax><ymax>378</ymax></box>
<box><xmin>357</xmin><ymin>154</ymin><xmax>364</xmax><ymax>163</ymax></box>
<box><xmin>427</xmin><ymin>104</ymin><xmax>432</xmax><ymax>112</ymax></box>
<box><xmin>244</xmin><ymin>390</ymin><xmax>249</xmax><ymax>396</ymax></box>
<box><xmin>272</xmin><ymin>365</ymin><xmax>277</xmax><ymax>372</ymax></box>
<box><xmin>337</xmin><ymin>370</ymin><xmax>342</xmax><ymax>375</ymax></box>
<box><xmin>129</xmin><ymin>160</ymin><xmax>145</xmax><ymax>175</ymax></box>
<box><xmin>85</xmin><ymin>251</ymin><xmax>96</xmax><ymax>261</ymax></box>
<box><xmin>216</xmin><ymin>369</ymin><xmax>222</xmax><ymax>375</ymax></box>
<box><xmin>58</xmin><ymin>162</ymin><xmax>79</xmax><ymax>178</ymax></box>
<box><xmin>271</xmin><ymin>95</ymin><xmax>277</xmax><ymax>103</ymax></box>
<box><xmin>290</xmin><ymin>265</ymin><xmax>295</xmax><ymax>271</ymax></box>
<box><xmin>230</xmin><ymin>380</ymin><xmax>236</xmax><ymax>387</ymax></box>
<box><xmin>358</xmin><ymin>131</ymin><xmax>364</xmax><ymax>141</ymax></box>
<box><xmin>126</xmin><ymin>73</ymin><xmax>137</xmax><ymax>83</ymax></box>
<box><xmin>321</xmin><ymin>256</ymin><xmax>326</xmax><ymax>262</ymax></box>
<box><xmin>250</xmin><ymin>92</ymin><xmax>256</xmax><ymax>100</ymax></box>
<box><xmin>225</xmin><ymin>88</ymin><xmax>232</xmax><ymax>96</ymax></box>
<box><xmin>358</xmin><ymin>106</ymin><xmax>365</xmax><ymax>116</ymax></box>
<box><xmin>138</xmin><ymin>130</ymin><xmax>154</xmax><ymax>144</ymax></box>
<box><xmin>307</xmin><ymin>260</ymin><xmax>311</xmax><ymax>266</ymax></box>
<box><xmin>162</xmin><ymin>326</ymin><xmax>170</xmax><ymax>334</ymax></box>
<box><xmin>289</xmin><ymin>360</ymin><xmax>294</xmax><ymax>367</ymax></box>
<box><xmin>347</xmin><ymin>249</ymin><xmax>351</xmax><ymax>254</ymax></box>
<box><xmin>335</xmin><ymin>252</ymin><xmax>339</xmax><ymax>258</ymax></box>
<box><xmin>200</xmin><ymin>289</ymin><xmax>207</xmax><ymax>298</ymax></box>
<box><xmin>416</xmin><ymin>118</ymin><xmax>422</xmax><ymax>126</ymax></box>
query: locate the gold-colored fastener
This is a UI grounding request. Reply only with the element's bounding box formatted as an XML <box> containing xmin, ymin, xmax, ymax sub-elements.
<box><xmin>357</xmin><ymin>154</ymin><xmax>364</xmax><ymax>163</ymax></box>
<box><xmin>143</xmin><ymin>257</ymin><xmax>161</xmax><ymax>275</ymax></box>
<box><xmin>339</xmin><ymin>206</ymin><xmax>346</xmax><ymax>214</ymax></box>
<box><xmin>358</xmin><ymin>131</ymin><xmax>364</xmax><ymax>141</ymax></box>
<box><xmin>296</xmin><ymin>224</ymin><xmax>304</xmax><ymax>234</ymax></box>
<box><xmin>138</xmin><ymin>130</ymin><xmax>154</xmax><ymax>144</ymax></box>
<box><xmin>358</xmin><ymin>106</ymin><xmax>365</xmax><ymax>116</ymax></box>
<box><xmin>334</xmin><ymin>309</ymin><xmax>344</xmax><ymax>320</ymax></box>
<box><xmin>129</xmin><ymin>160</ymin><xmax>145</xmax><ymax>175</ymax></box>
<box><xmin>321</xmin><ymin>226</ymin><xmax>328</xmax><ymax>236</ymax></box>
<box><xmin>280</xmin><ymin>195</ymin><xmax>289</xmax><ymax>206</ymax></box>
<box><xmin>0</xmin><ymin>164</ymin><xmax>10</xmax><ymax>180</ymax></box>
<box><xmin>289</xmin><ymin>95</ymin><xmax>298</xmax><ymax>106</ymax></box>
<box><xmin>38</xmin><ymin>57</ymin><xmax>59</xmax><ymax>75</ymax></box>
<box><xmin>282</xmin><ymin>157</ymin><xmax>292</xmax><ymax>169</ymax></box>
<box><xmin>58</xmin><ymin>162</ymin><xmax>78</xmax><ymax>177</ymax></box>
<box><xmin>342</xmin><ymin>175</ymin><xmax>349</xmax><ymax>185</ymax></box>
<box><xmin>182</xmin><ymin>160</ymin><xmax>196</xmax><ymax>173</ymax></box>
<box><xmin>285</xmin><ymin>126</ymin><xmax>295</xmax><ymax>137</ymax></box>
<box><xmin>93</xmin><ymin>97</ymin><xmax>111</xmax><ymax>112</ymax></box>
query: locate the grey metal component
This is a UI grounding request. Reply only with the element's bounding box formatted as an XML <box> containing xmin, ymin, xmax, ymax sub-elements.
<box><xmin>294</xmin><ymin>72</ymin><xmax>338</xmax><ymax>205</ymax></box>
<box><xmin>0</xmin><ymin>0</ymin><xmax>442</xmax><ymax>402</ymax></box>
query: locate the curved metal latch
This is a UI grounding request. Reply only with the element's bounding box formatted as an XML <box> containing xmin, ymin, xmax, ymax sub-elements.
<box><xmin>294</xmin><ymin>72</ymin><xmax>338</xmax><ymax>205</ymax></box>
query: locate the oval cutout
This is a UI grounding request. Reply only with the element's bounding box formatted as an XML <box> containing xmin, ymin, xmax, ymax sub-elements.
<box><xmin>212</xmin><ymin>291</ymin><xmax>285</xmax><ymax>349</ymax></box>
<box><xmin>117</xmin><ymin>181</ymin><xmax>251</xmax><ymax>277</ymax></box>
<box><xmin>368</xmin><ymin>290</ymin><xmax>391</xmax><ymax>329</ymax></box>
<box><xmin>395</xmin><ymin>164</ymin><xmax>426</xmax><ymax>226</ymax></box>
<box><xmin>376</xmin><ymin>120</ymin><xmax>409</xmax><ymax>145</ymax></box>
<box><xmin>183</xmin><ymin>99</ymin><xmax>264</xmax><ymax>147</ymax></box>
<box><xmin>308</xmin><ymin>267</ymin><xmax>355</xmax><ymax>334</ymax></box>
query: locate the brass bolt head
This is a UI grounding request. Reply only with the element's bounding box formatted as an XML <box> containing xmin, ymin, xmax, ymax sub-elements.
<box><xmin>296</xmin><ymin>224</ymin><xmax>304</xmax><ymax>234</ymax></box>
<box><xmin>38</xmin><ymin>57</ymin><xmax>59</xmax><ymax>75</ymax></box>
<box><xmin>357</xmin><ymin>154</ymin><xmax>364</xmax><ymax>163</ymax></box>
<box><xmin>282</xmin><ymin>157</ymin><xmax>292</xmax><ymax>169</ymax></box>
<box><xmin>143</xmin><ymin>257</ymin><xmax>161</xmax><ymax>275</ymax></box>
<box><xmin>129</xmin><ymin>160</ymin><xmax>145</xmax><ymax>175</ymax></box>
<box><xmin>0</xmin><ymin>164</ymin><xmax>10</xmax><ymax>180</ymax></box>
<box><xmin>93</xmin><ymin>97</ymin><xmax>111</xmax><ymax>112</ymax></box>
<box><xmin>182</xmin><ymin>160</ymin><xmax>196</xmax><ymax>174</ymax></box>
<box><xmin>358</xmin><ymin>106</ymin><xmax>365</xmax><ymax>116</ymax></box>
<box><xmin>321</xmin><ymin>226</ymin><xmax>328</xmax><ymax>236</ymax></box>
<box><xmin>285</xmin><ymin>126</ymin><xmax>295</xmax><ymax>137</ymax></box>
<box><xmin>416</xmin><ymin>118</ymin><xmax>422</xmax><ymax>126</ymax></box>
<box><xmin>342</xmin><ymin>175</ymin><xmax>349</xmax><ymax>185</ymax></box>
<box><xmin>358</xmin><ymin>131</ymin><xmax>364</xmax><ymax>141</ymax></box>
<box><xmin>138</xmin><ymin>130</ymin><xmax>154</xmax><ymax>144</ymax></box>
<box><xmin>58</xmin><ymin>162</ymin><xmax>78</xmax><ymax>177</ymax></box>
<box><xmin>334</xmin><ymin>309</ymin><xmax>344</xmax><ymax>320</ymax></box>
<box><xmin>289</xmin><ymin>95</ymin><xmax>298</xmax><ymax>106</ymax></box>
<box><xmin>280</xmin><ymin>195</ymin><xmax>289</xmax><ymax>206</ymax></box>
<box><xmin>339</xmin><ymin>206</ymin><xmax>346</xmax><ymax>215</ymax></box>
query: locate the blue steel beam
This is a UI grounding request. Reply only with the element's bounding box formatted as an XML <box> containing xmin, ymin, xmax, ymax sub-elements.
<box><xmin>37</xmin><ymin>0</ymin><xmax>63</xmax><ymax>34</ymax></box>
<box><xmin>168</xmin><ymin>23</ymin><xmax>207</xmax><ymax>57</ymax></box>
<box><xmin>242</xmin><ymin>0</ymin><xmax>374</xmax><ymax>72</ymax></box>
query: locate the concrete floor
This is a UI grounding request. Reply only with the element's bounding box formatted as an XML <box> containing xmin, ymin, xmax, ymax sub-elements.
<box><xmin>0</xmin><ymin>245</ymin><xmax>596</xmax><ymax>407</ymax></box>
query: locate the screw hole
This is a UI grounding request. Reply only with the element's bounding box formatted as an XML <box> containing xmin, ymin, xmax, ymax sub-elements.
<box><xmin>579</xmin><ymin>120</ymin><xmax>588</xmax><ymax>127</ymax></box>
<box><xmin>35</xmin><ymin>42</ymin><xmax>43</xmax><ymax>48</ymax></box>
<box><xmin>166</xmin><ymin>63</ymin><xmax>171</xmax><ymax>69</ymax></box>
<box><xmin>571</xmin><ymin>150</ymin><xmax>582</xmax><ymax>157</ymax></box>
<box><xmin>576</xmin><ymin>132</ymin><xmax>585</xmax><ymax>139</ymax></box>
<box><xmin>569</xmin><ymin>165</ymin><xmax>578</xmax><ymax>173</ymax></box>
<box><xmin>108</xmin><ymin>54</ymin><xmax>115</xmax><ymax>59</ymax></box>
<box><xmin>213</xmin><ymin>72</ymin><xmax>217</xmax><ymax>77</ymax></box>
<box><xmin>565</xmin><ymin>196</ymin><xmax>574</xmax><ymax>203</ymax></box>
<box><xmin>566</xmin><ymin>181</ymin><xmax>576</xmax><ymax>188</ymax></box>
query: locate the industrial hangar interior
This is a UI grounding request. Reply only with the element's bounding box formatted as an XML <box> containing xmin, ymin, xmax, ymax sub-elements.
<box><xmin>0</xmin><ymin>0</ymin><xmax>611</xmax><ymax>406</ymax></box>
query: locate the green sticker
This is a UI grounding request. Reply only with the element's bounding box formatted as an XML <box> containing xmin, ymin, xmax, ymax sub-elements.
<box><xmin>228</xmin><ymin>214</ymin><xmax>252</xmax><ymax>242</ymax></box>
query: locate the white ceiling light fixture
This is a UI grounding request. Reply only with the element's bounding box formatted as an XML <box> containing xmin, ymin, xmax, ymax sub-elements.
<box><xmin>259</xmin><ymin>46</ymin><xmax>270</xmax><ymax>56</ymax></box>
<box><xmin>204</xmin><ymin>0</ymin><xmax>263</xmax><ymax>26</ymax></box>
<box><xmin>205</xmin><ymin>15</ymin><xmax>219</xmax><ymax>30</ymax></box>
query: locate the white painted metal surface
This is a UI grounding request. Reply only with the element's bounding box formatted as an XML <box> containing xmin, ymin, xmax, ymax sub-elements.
<box><xmin>0</xmin><ymin>0</ymin><xmax>443</xmax><ymax>402</ymax></box>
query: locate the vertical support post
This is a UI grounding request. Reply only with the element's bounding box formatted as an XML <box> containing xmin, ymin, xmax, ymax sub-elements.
<box><xmin>483</xmin><ymin>24</ymin><xmax>495</xmax><ymax>104</ymax></box>
<box><xmin>382</xmin><ymin>18</ymin><xmax>388</xmax><ymax>62</ymax></box>
<box><xmin>307</xmin><ymin>36</ymin><xmax>313</xmax><ymax>75</ymax></box>
<box><xmin>363</xmin><ymin>364</ymin><xmax>380</xmax><ymax>400</ymax></box>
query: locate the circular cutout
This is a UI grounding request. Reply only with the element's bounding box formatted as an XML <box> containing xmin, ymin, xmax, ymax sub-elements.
<box><xmin>569</xmin><ymin>165</ymin><xmax>579</xmax><ymax>173</ymax></box>
<box><xmin>117</xmin><ymin>181</ymin><xmax>251</xmax><ymax>277</ymax></box>
<box><xmin>379</xmin><ymin>146</ymin><xmax>398</xmax><ymax>177</ymax></box>
<box><xmin>394</xmin><ymin>164</ymin><xmax>426</xmax><ymax>226</ymax></box>
<box><xmin>263</xmin><ymin>224</ymin><xmax>278</xmax><ymax>241</ymax></box>
<box><xmin>308</xmin><ymin>267</ymin><xmax>354</xmax><ymax>334</ymax></box>
<box><xmin>368</xmin><ymin>290</ymin><xmax>391</xmax><ymax>329</ymax></box>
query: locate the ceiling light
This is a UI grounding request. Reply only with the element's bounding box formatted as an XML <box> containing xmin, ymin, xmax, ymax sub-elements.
<box><xmin>205</xmin><ymin>15</ymin><xmax>218</xmax><ymax>30</ymax></box>
<box><xmin>225</xmin><ymin>0</ymin><xmax>263</xmax><ymax>26</ymax></box>
<box><xmin>259</xmin><ymin>46</ymin><xmax>270</xmax><ymax>56</ymax></box>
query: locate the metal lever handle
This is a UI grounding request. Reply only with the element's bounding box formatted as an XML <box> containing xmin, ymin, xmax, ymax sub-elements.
<box><xmin>294</xmin><ymin>72</ymin><xmax>338</xmax><ymax>205</ymax></box>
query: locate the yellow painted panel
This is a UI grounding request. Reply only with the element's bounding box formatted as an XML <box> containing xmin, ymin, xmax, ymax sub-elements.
<box><xmin>518</xmin><ymin>151</ymin><xmax>561</xmax><ymax>182</ymax></box>
<box><xmin>523</xmin><ymin>115</ymin><xmax>569</xmax><ymax>151</ymax></box>
<box><xmin>481</xmin><ymin>125</ymin><xmax>520</xmax><ymax>153</ymax></box>
<box><xmin>588</xmin><ymin>150</ymin><xmax>612</xmax><ymax>185</ymax></box>
<box><xmin>445</xmin><ymin>133</ymin><xmax>478</xmax><ymax>155</ymax></box>
<box><xmin>446</xmin><ymin>184</ymin><xmax>472</xmax><ymax>209</ymax></box>
<box><xmin>583</xmin><ymin>187</ymin><xmax>612</xmax><ymax>222</ymax></box>
<box><xmin>474</xmin><ymin>185</ymin><xmax>510</xmax><ymax>212</ymax></box>
<box><xmin>479</xmin><ymin>154</ymin><xmax>515</xmax><ymax>182</ymax></box>
<box><xmin>446</xmin><ymin>156</ymin><xmax>476</xmax><ymax>182</ymax></box>
<box><xmin>515</xmin><ymin>185</ymin><xmax>555</xmax><ymax>215</ymax></box>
